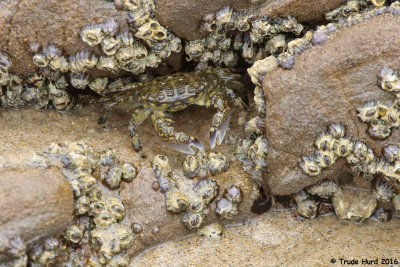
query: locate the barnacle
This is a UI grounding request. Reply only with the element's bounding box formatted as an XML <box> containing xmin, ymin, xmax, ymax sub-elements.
<box><xmin>215</xmin><ymin>198</ymin><xmax>239</xmax><ymax>219</ymax></box>
<box><xmin>312</xmin><ymin>25</ymin><xmax>329</xmax><ymax>44</ymax></box>
<box><xmin>115</xmin><ymin>46</ymin><xmax>136</xmax><ymax>64</ymax></box>
<box><xmin>183</xmin><ymin>155</ymin><xmax>200</xmax><ymax>179</ymax></box>
<box><xmin>374</xmin><ymin>178</ymin><xmax>396</xmax><ymax>201</ymax></box>
<box><xmin>188</xmin><ymin>197</ymin><xmax>206</xmax><ymax>213</ymax></box>
<box><xmin>332</xmin><ymin>187</ymin><xmax>377</xmax><ymax>222</ymax></box>
<box><xmin>49</xmin><ymin>56</ymin><xmax>69</xmax><ymax>73</ymax></box>
<box><xmin>75</xmin><ymin>195</ymin><xmax>91</xmax><ymax>215</ymax></box>
<box><xmin>80</xmin><ymin>24</ymin><xmax>104</xmax><ymax>47</ymax></box>
<box><xmin>265</xmin><ymin>34</ymin><xmax>286</xmax><ymax>55</ymax></box>
<box><xmin>224</xmin><ymin>185</ymin><xmax>242</xmax><ymax>204</ymax></box>
<box><xmin>247</xmin><ymin>56</ymin><xmax>278</xmax><ymax>86</ymax></box>
<box><xmin>121</xmin><ymin>162</ymin><xmax>137</xmax><ymax>182</ymax></box>
<box><xmin>69</xmin><ymin>50</ymin><xmax>98</xmax><ymax>73</ymax></box>
<box><xmin>165</xmin><ymin>190</ymin><xmax>188</xmax><ymax>213</ymax></box>
<box><xmin>89</xmin><ymin>77</ymin><xmax>109</xmax><ymax>95</ymax></box>
<box><xmin>70</xmin><ymin>72</ymin><xmax>89</xmax><ymax>90</ymax></box>
<box><xmin>104</xmin><ymin>164</ymin><xmax>123</xmax><ymax>189</ymax></box>
<box><xmin>315</xmin><ymin>132</ymin><xmax>335</xmax><ymax>151</ymax></box>
<box><xmin>96</xmin><ymin>56</ymin><xmax>119</xmax><ymax>73</ymax></box>
<box><xmin>383</xmin><ymin>145</ymin><xmax>400</xmax><ymax>162</ymax></box>
<box><xmin>117</xmin><ymin>29</ymin><xmax>134</xmax><ymax>47</ymax></box>
<box><xmin>135</xmin><ymin>19</ymin><xmax>167</xmax><ymax>44</ymax></box>
<box><xmin>315</xmin><ymin>150</ymin><xmax>337</xmax><ymax>168</ymax></box>
<box><xmin>299</xmin><ymin>155</ymin><xmax>321</xmax><ymax>176</ymax></box>
<box><xmin>0</xmin><ymin>51</ymin><xmax>12</xmax><ymax>72</ymax></box>
<box><xmin>30</xmin><ymin>238</ymin><xmax>59</xmax><ymax>265</ymax></box>
<box><xmin>193</xmin><ymin>179</ymin><xmax>219</xmax><ymax>205</ymax></box>
<box><xmin>33</xmin><ymin>52</ymin><xmax>49</xmax><ymax>68</ymax></box>
<box><xmin>287</xmin><ymin>37</ymin><xmax>311</xmax><ymax>55</ymax></box>
<box><xmin>244</xmin><ymin>116</ymin><xmax>265</xmax><ymax>135</ymax></box>
<box><xmin>64</xmin><ymin>225</ymin><xmax>84</xmax><ymax>244</ymax></box>
<box><xmin>277</xmin><ymin>52</ymin><xmax>295</xmax><ymax>69</ymax></box>
<box><xmin>392</xmin><ymin>194</ymin><xmax>400</xmax><ymax>215</ymax></box>
<box><xmin>332</xmin><ymin>137</ymin><xmax>354</xmax><ymax>157</ymax></box>
<box><xmin>55</xmin><ymin>75</ymin><xmax>68</xmax><ymax>89</ymax></box>
<box><xmin>293</xmin><ymin>190</ymin><xmax>317</xmax><ymax>219</ymax></box>
<box><xmin>352</xmin><ymin>141</ymin><xmax>375</xmax><ymax>164</ymax></box>
<box><xmin>207</xmin><ymin>152</ymin><xmax>229</xmax><ymax>175</ymax></box>
<box><xmin>152</xmin><ymin>155</ymin><xmax>171</xmax><ymax>178</ymax></box>
<box><xmin>185</xmin><ymin>39</ymin><xmax>206</xmax><ymax>61</ymax></box>
<box><xmin>101</xmin><ymin>36</ymin><xmax>121</xmax><ymax>56</ymax></box>
<box><xmin>388</xmin><ymin>1</ymin><xmax>400</xmax><ymax>15</ymax></box>
<box><xmin>306</xmin><ymin>180</ymin><xmax>339</xmax><ymax>199</ymax></box>
<box><xmin>101</xmin><ymin>18</ymin><xmax>119</xmax><ymax>37</ymax></box>
<box><xmin>254</xmin><ymin>86</ymin><xmax>266</xmax><ymax>115</ymax></box>
<box><xmin>77</xmin><ymin>173</ymin><xmax>97</xmax><ymax>194</ymax></box>
<box><xmin>182</xmin><ymin>212</ymin><xmax>204</xmax><ymax>229</ymax></box>
<box><xmin>378</xmin><ymin>67</ymin><xmax>400</xmax><ymax>97</ymax></box>
<box><xmin>248</xmin><ymin>135</ymin><xmax>268</xmax><ymax>171</ymax></box>
<box><xmin>198</xmin><ymin>223</ymin><xmax>224</xmax><ymax>239</ymax></box>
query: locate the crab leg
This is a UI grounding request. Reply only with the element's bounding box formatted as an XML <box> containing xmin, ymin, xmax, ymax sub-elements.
<box><xmin>210</xmin><ymin>95</ymin><xmax>231</xmax><ymax>149</ymax></box>
<box><xmin>129</xmin><ymin>107</ymin><xmax>151</xmax><ymax>152</ymax></box>
<box><xmin>151</xmin><ymin>113</ymin><xmax>204</xmax><ymax>155</ymax></box>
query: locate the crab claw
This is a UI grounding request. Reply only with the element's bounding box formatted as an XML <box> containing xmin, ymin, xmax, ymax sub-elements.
<box><xmin>166</xmin><ymin>138</ymin><xmax>204</xmax><ymax>155</ymax></box>
<box><xmin>210</xmin><ymin>112</ymin><xmax>231</xmax><ymax>149</ymax></box>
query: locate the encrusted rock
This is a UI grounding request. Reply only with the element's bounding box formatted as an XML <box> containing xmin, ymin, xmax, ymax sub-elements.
<box><xmin>263</xmin><ymin>14</ymin><xmax>400</xmax><ymax>195</ymax></box>
<box><xmin>0</xmin><ymin>167</ymin><xmax>74</xmax><ymax>262</ymax></box>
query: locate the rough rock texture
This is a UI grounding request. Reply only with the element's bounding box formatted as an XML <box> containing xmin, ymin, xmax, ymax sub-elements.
<box><xmin>263</xmin><ymin>14</ymin><xmax>400</xmax><ymax>195</ymax></box>
<box><xmin>154</xmin><ymin>0</ymin><xmax>254</xmax><ymax>41</ymax></box>
<box><xmin>258</xmin><ymin>0</ymin><xmax>343</xmax><ymax>25</ymax></box>
<box><xmin>131</xmin><ymin>211</ymin><xmax>400</xmax><ymax>266</ymax></box>
<box><xmin>121</xmin><ymin>160</ymin><xmax>259</xmax><ymax>257</ymax></box>
<box><xmin>0</xmin><ymin>167</ymin><xmax>74</xmax><ymax>261</ymax></box>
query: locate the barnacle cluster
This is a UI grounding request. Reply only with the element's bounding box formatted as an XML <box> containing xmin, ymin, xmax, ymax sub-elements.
<box><xmin>215</xmin><ymin>185</ymin><xmax>243</xmax><ymax>219</ymax></box>
<box><xmin>326</xmin><ymin>0</ymin><xmax>400</xmax><ymax>26</ymax></box>
<box><xmin>356</xmin><ymin>67</ymin><xmax>400</xmax><ymax>139</ymax></box>
<box><xmin>183</xmin><ymin>150</ymin><xmax>229</xmax><ymax>179</ymax></box>
<box><xmin>152</xmin><ymin>155</ymin><xmax>219</xmax><ymax>229</ymax></box>
<box><xmin>78</xmin><ymin>0</ymin><xmax>181</xmax><ymax>76</ymax></box>
<box><xmin>186</xmin><ymin>6</ymin><xmax>304</xmax><ymax>70</ymax></box>
<box><xmin>39</xmin><ymin>141</ymin><xmax>136</xmax><ymax>265</ymax></box>
<box><xmin>235</xmin><ymin>86</ymin><xmax>268</xmax><ymax>184</ymax></box>
<box><xmin>29</xmin><ymin>238</ymin><xmax>59</xmax><ymax>267</ymax></box>
<box><xmin>1</xmin><ymin>236</ymin><xmax>27</xmax><ymax>267</ymax></box>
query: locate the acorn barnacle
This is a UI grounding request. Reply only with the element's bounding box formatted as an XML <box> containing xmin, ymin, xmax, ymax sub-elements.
<box><xmin>101</xmin><ymin>36</ymin><xmax>121</xmax><ymax>56</ymax></box>
<box><xmin>207</xmin><ymin>152</ymin><xmax>229</xmax><ymax>175</ymax></box>
<box><xmin>69</xmin><ymin>50</ymin><xmax>98</xmax><ymax>73</ymax></box>
<box><xmin>314</xmin><ymin>132</ymin><xmax>335</xmax><ymax>151</ymax></box>
<box><xmin>306</xmin><ymin>179</ymin><xmax>339</xmax><ymax>199</ymax></box>
<box><xmin>64</xmin><ymin>225</ymin><xmax>84</xmax><ymax>244</ymax></box>
<box><xmin>70</xmin><ymin>72</ymin><xmax>89</xmax><ymax>90</ymax></box>
<box><xmin>121</xmin><ymin>162</ymin><xmax>137</xmax><ymax>182</ymax></box>
<box><xmin>101</xmin><ymin>18</ymin><xmax>119</xmax><ymax>37</ymax></box>
<box><xmin>80</xmin><ymin>23</ymin><xmax>104</xmax><ymax>47</ymax></box>
<box><xmin>116</xmin><ymin>224</ymin><xmax>135</xmax><ymax>249</ymax></box>
<box><xmin>104</xmin><ymin>164</ymin><xmax>123</xmax><ymax>189</ymax></box>
<box><xmin>287</xmin><ymin>37</ymin><xmax>311</xmax><ymax>55</ymax></box>
<box><xmin>183</xmin><ymin>155</ymin><xmax>200</xmax><ymax>179</ymax></box>
<box><xmin>293</xmin><ymin>190</ymin><xmax>317</xmax><ymax>219</ymax></box>
<box><xmin>215</xmin><ymin>197</ymin><xmax>239</xmax><ymax>219</ymax></box>
<box><xmin>96</xmin><ymin>56</ymin><xmax>119</xmax><ymax>73</ymax></box>
<box><xmin>193</xmin><ymin>179</ymin><xmax>219</xmax><ymax>205</ymax></box>
<box><xmin>299</xmin><ymin>155</ymin><xmax>321</xmax><ymax>176</ymax></box>
<box><xmin>248</xmin><ymin>135</ymin><xmax>269</xmax><ymax>171</ymax></box>
<box><xmin>352</xmin><ymin>141</ymin><xmax>375</xmax><ymax>164</ymax></box>
<box><xmin>165</xmin><ymin>190</ymin><xmax>188</xmax><ymax>213</ymax></box>
<box><xmin>383</xmin><ymin>145</ymin><xmax>400</xmax><ymax>162</ymax></box>
<box><xmin>223</xmin><ymin>185</ymin><xmax>242</xmax><ymax>204</ymax></box>
<box><xmin>265</xmin><ymin>34</ymin><xmax>286</xmax><ymax>55</ymax></box>
<box><xmin>244</xmin><ymin>116</ymin><xmax>265</xmax><ymax>136</ymax></box>
<box><xmin>332</xmin><ymin>137</ymin><xmax>354</xmax><ymax>157</ymax></box>
<box><xmin>198</xmin><ymin>223</ymin><xmax>224</xmax><ymax>239</ymax></box>
<box><xmin>374</xmin><ymin>178</ymin><xmax>396</xmax><ymax>201</ymax></box>
<box><xmin>152</xmin><ymin>155</ymin><xmax>172</xmax><ymax>178</ymax></box>
<box><xmin>107</xmin><ymin>197</ymin><xmax>126</xmax><ymax>221</ymax></box>
<box><xmin>314</xmin><ymin>150</ymin><xmax>337</xmax><ymax>168</ymax></box>
<box><xmin>247</xmin><ymin>56</ymin><xmax>278</xmax><ymax>86</ymax></box>
<box><xmin>328</xmin><ymin>123</ymin><xmax>346</xmax><ymax>139</ymax></box>
<box><xmin>89</xmin><ymin>77</ymin><xmax>109</xmax><ymax>95</ymax></box>
<box><xmin>182</xmin><ymin>212</ymin><xmax>204</xmax><ymax>229</ymax></box>
<box><xmin>277</xmin><ymin>52</ymin><xmax>295</xmax><ymax>70</ymax></box>
<box><xmin>49</xmin><ymin>56</ymin><xmax>69</xmax><ymax>73</ymax></box>
<box><xmin>388</xmin><ymin>1</ymin><xmax>400</xmax><ymax>15</ymax></box>
<box><xmin>75</xmin><ymin>195</ymin><xmax>90</xmax><ymax>215</ymax></box>
<box><xmin>378</xmin><ymin>67</ymin><xmax>400</xmax><ymax>97</ymax></box>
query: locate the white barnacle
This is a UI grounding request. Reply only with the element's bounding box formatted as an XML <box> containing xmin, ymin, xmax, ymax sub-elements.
<box><xmin>383</xmin><ymin>145</ymin><xmax>400</xmax><ymax>163</ymax></box>
<box><xmin>293</xmin><ymin>190</ymin><xmax>317</xmax><ymax>219</ymax></box>
<box><xmin>101</xmin><ymin>18</ymin><xmax>119</xmax><ymax>37</ymax></box>
<box><xmin>315</xmin><ymin>150</ymin><xmax>337</xmax><ymax>168</ymax></box>
<box><xmin>165</xmin><ymin>190</ymin><xmax>188</xmax><ymax>213</ymax></box>
<box><xmin>101</xmin><ymin>36</ymin><xmax>121</xmax><ymax>56</ymax></box>
<box><xmin>374</xmin><ymin>178</ymin><xmax>396</xmax><ymax>202</ymax></box>
<box><xmin>69</xmin><ymin>50</ymin><xmax>98</xmax><ymax>73</ymax></box>
<box><xmin>194</xmin><ymin>179</ymin><xmax>219</xmax><ymax>205</ymax></box>
<box><xmin>378</xmin><ymin>67</ymin><xmax>400</xmax><ymax>97</ymax></box>
<box><xmin>207</xmin><ymin>152</ymin><xmax>229</xmax><ymax>175</ymax></box>
<box><xmin>328</xmin><ymin>123</ymin><xmax>346</xmax><ymax>139</ymax></box>
<box><xmin>152</xmin><ymin>155</ymin><xmax>171</xmax><ymax>178</ymax></box>
<box><xmin>356</xmin><ymin>100</ymin><xmax>378</xmax><ymax>122</ymax></box>
<box><xmin>89</xmin><ymin>77</ymin><xmax>108</xmax><ymax>95</ymax></box>
<box><xmin>80</xmin><ymin>24</ymin><xmax>104</xmax><ymax>47</ymax></box>
<box><xmin>265</xmin><ymin>34</ymin><xmax>286</xmax><ymax>55</ymax></box>
<box><xmin>299</xmin><ymin>155</ymin><xmax>321</xmax><ymax>176</ymax></box>
<box><xmin>314</xmin><ymin>132</ymin><xmax>335</xmax><ymax>151</ymax></box>
<box><xmin>70</xmin><ymin>72</ymin><xmax>89</xmax><ymax>90</ymax></box>
<box><xmin>277</xmin><ymin>52</ymin><xmax>295</xmax><ymax>70</ymax></box>
<box><xmin>306</xmin><ymin>180</ymin><xmax>339</xmax><ymax>199</ymax></box>
<box><xmin>247</xmin><ymin>56</ymin><xmax>278</xmax><ymax>86</ymax></box>
<box><xmin>332</xmin><ymin>137</ymin><xmax>354</xmax><ymax>157</ymax></box>
<box><xmin>388</xmin><ymin>1</ymin><xmax>400</xmax><ymax>15</ymax></box>
<box><xmin>49</xmin><ymin>56</ymin><xmax>69</xmax><ymax>73</ymax></box>
<box><xmin>96</xmin><ymin>56</ymin><xmax>119</xmax><ymax>73</ymax></box>
<box><xmin>185</xmin><ymin>39</ymin><xmax>206</xmax><ymax>61</ymax></box>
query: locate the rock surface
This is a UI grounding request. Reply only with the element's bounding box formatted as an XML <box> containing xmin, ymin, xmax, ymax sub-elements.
<box><xmin>263</xmin><ymin>14</ymin><xmax>400</xmax><ymax>195</ymax></box>
<box><xmin>0</xmin><ymin>167</ymin><xmax>74</xmax><ymax>261</ymax></box>
<box><xmin>131</xmin><ymin>211</ymin><xmax>400</xmax><ymax>266</ymax></box>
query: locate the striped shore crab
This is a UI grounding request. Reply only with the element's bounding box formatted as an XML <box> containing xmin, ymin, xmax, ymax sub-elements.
<box><xmin>96</xmin><ymin>68</ymin><xmax>245</xmax><ymax>154</ymax></box>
